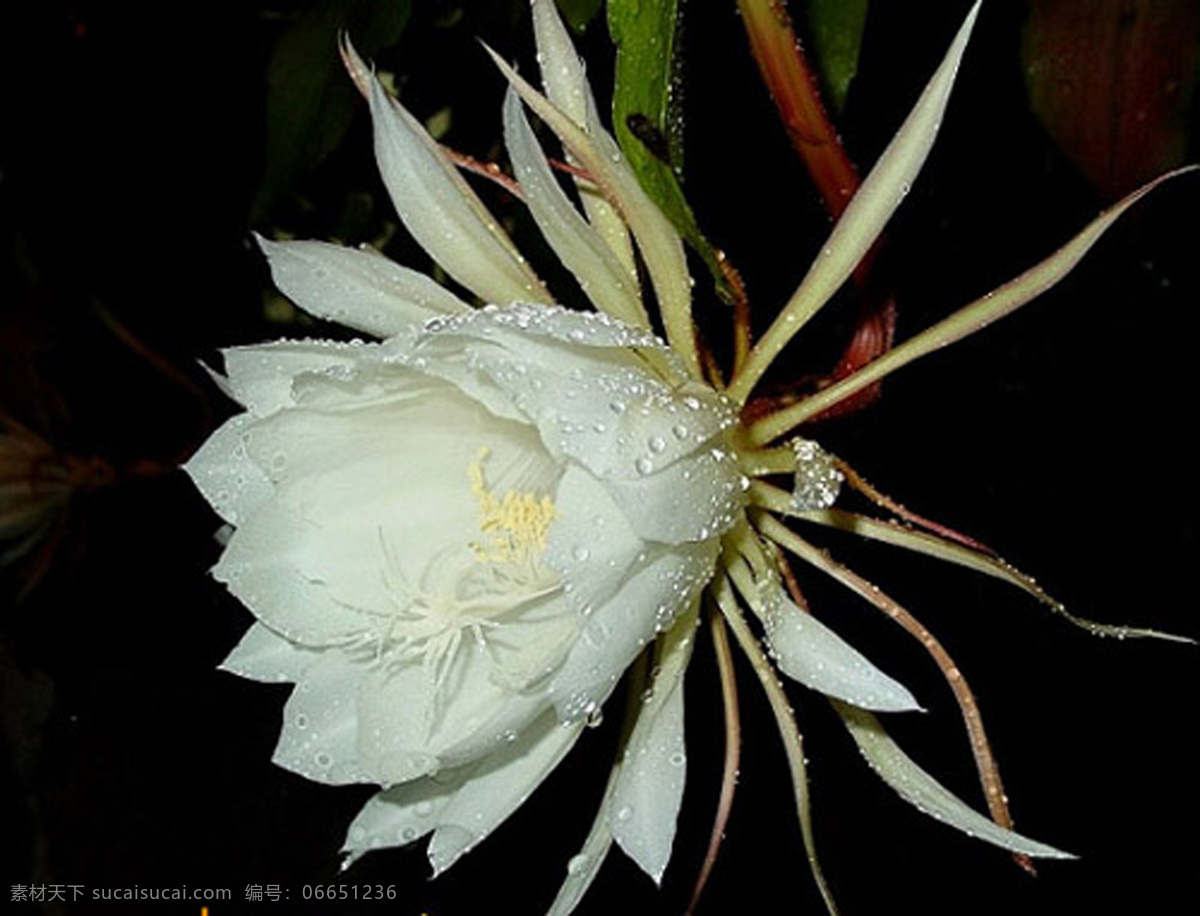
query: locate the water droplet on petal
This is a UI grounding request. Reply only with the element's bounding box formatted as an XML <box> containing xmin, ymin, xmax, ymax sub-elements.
<box><xmin>790</xmin><ymin>437</ymin><xmax>844</xmax><ymax>511</ymax></box>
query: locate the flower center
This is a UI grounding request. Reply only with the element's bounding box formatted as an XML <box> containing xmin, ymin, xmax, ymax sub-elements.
<box><xmin>467</xmin><ymin>447</ymin><xmax>558</xmax><ymax>573</ymax></box>
<box><xmin>373</xmin><ymin>448</ymin><xmax>560</xmax><ymax>690</ymax></box>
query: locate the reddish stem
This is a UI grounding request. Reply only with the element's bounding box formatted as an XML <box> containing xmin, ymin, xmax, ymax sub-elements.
<box><xmin>737</xmin><ymin>0</ymin><xmax>860</xmax><ymax>216</ymax></box>
<box><xmin>738</xmin><ymin>0</ymin><xmax>896</xmax><ymax>418</ymax></box>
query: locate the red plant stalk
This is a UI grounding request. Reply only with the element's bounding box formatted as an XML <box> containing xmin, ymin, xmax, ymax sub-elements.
<box><xmin>737</xmin><ymin>0</ymin><xmax>896</xmax><ymax>418</ymax></box>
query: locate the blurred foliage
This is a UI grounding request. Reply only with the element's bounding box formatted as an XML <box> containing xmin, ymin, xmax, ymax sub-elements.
<box><xmin>556</xmin><ymin>0</ymin><xmax>604</xmax><ymax>33</ymax></box>
<box><xmin>1022</xmin><ymin>0</ymin><xmax>1197</xmax><ymax>198</ymax></box>
<box><xmin>607</xmin><ymin>0</ymin><xmax>733</xmax><ymax>302</ymax></box>
<box><xmin>251</xmin><ymin>0</ymin><xmax>413</xmax><ymax>225</ymax></box>
<box><xmin>802</xmin><ymin>0</ymin><xmax>868</xmax><ymax>111</ymax></box>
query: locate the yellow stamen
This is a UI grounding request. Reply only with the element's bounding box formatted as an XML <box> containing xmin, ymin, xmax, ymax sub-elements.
<box><xmin>467</xmin><ymin>448</ymin><xmax>558</xmax><ymax>566</ymax></box>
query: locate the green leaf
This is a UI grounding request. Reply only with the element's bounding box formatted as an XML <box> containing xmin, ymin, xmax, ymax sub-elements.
<box><xmin>803</xmin><ymin>0</ymin><xmax>869</xmax><ymax>110</ymax></box>
<box><xmin>555</xmin><ymin>0</ymin><xmax>604</xmax><ymax>34</ymax></box>
<box><xmin>251</xmin><ymin>0</ymin><xmax>412</xmax><ymax>225</ymax></box>
<box><xmin>606</xmin><ymin>0</ymin><xmax>733</xmax><ymax>302</ymax></box>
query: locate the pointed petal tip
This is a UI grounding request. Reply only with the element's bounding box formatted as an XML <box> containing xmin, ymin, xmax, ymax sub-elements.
<box><xmin>836</xmin><ymin>701</ymin><xmax>1078</xmax><ymax>860</ymax></box>
<box><xmin>762</xmin><ymin>596</ymin><xmax>925</xmax><ymax>714</ymax></box>
<box><xmin>338</xmin><ymin>32</ymin><xmax>372</xmax><ymax>99</ymax></box>
<box><xmin>479</xmin><ymin>41</ymin><xmax>509</xmax><ymax>78</ymax></box>
<box><xmin>427</xmin><ymin>825</ymin><xmax>475</xmax><ymax>878</ymax></box>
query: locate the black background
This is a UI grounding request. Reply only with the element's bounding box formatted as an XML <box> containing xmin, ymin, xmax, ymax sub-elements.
<box><xmin>2</xmin><ymin>2</ymin><xmax>1197</xmax><ymax>914</ymax></box>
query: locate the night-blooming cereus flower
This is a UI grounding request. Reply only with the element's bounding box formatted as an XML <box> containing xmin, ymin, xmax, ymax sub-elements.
<box><xmin>190</xmin><ymin>301</ymin><xmax>740</xmax><ymax>874</ymax></box>
<box><xmin>187</xmin><ymin>0</ymin><xmax>1191</xmax><ymax>912</ymax></box>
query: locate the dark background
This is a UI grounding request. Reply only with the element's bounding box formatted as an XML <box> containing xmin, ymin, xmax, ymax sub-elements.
<box><xmin>2</xmin><ymin>2</ymin><xmax>1197</xmax><ymax>914</ymax></box>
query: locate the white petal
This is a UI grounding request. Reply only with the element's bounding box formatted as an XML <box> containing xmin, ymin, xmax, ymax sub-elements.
<box><xmin>184</xmin><ymin>414</ymin><xmax>273</xmax><ymax>526</ymax></box>
<box><xmin>427</xmin><ymin>710</ymin><xmax>584</xmax><ymax>875</ymax></box>
<box><xmin>351</xmin><ymin>39</ymin><xmax>550</xmax><ymax>306</ymax></box>
<box><xmin>543</xmin><ymin>463</ymin><xmax>644</xmax><ymax>619</ymax></box>
<box><xmin>354</xmin><ymin>633</ymin><xmax>561</xmax><ymax>783</ymax></box>
<box><xmin>529</xmin><ymin>0</ymin><xmax>638</xmax><ymax>281</ymax></box>
<box><xmin>530</xmin><ymin>0</ymin><xmax>592</xmax><ymax>127</ymax></box>
<box><xmin>214</xmin><ymin>499</ymin><xmax>372</xmax><ymax>647</ymax></box>
<box><xmin>418</xmin><ymin>300</ymin><xmax>663</xmax><ymax>351</ymax></box>
<box><xmin>273</xmin><ymin>652</ymin><xmax>368</xmax><ymax>785</ymax></box>
<box><xmin>610</xmin><ymin>610</ymin><xmax>694</xmax><ymax>883</ymax></box>
<box><xmin>503</xmin><ymin>87</ymin><xmax>646</xmax><ymax>326</ymax></box>
<box><xmin>765</xmin><ymin>595</ymin><xmax>922</xmax><ymax>712</ymax></box>
<box><xmin>381</xmin><ymin>335</ymin><xmax>535</xmax><ymax>426</ymax></box>
<box><xmin>836</xmin><ymin>701</ymin><xmax>1075</xmax><ymax>859</ymax></box>
<box><xmin>240</xmin><ymin>381</ymin><xmax>550</xmax><ymax>619</ymax></box>
<box><xmin>219</xmin><ymin>622</ymin><xmax>318</xmax><ymax>684</ymax></box>
<box><xmin>484</xmin><ymin>596</ymin><xmax>580</xmax><ymax>693</ymax></box>
<box><xmin>484</xmin><ymin>48</ymin><xmax>698</xmax><ymax>373</ymax></box>
<box><xmin>794</xmin><ymin>1</ymin><xmax>979</xmax><ymax>319</ymax></box>
<box><xmin>547</xmin><ymin>809</ymin><xmax>613</xmax><ymax>916</ymax></box>
<box><xmin>434</xmin><ymin>689</ymin><xmax>550</xmax><ymax>769</ymax></box>
<box><xmin>550</xmin><ymin>540</ymin><xmax>716</xmax><ymax>721</ymax></box>
<box><xmin>413</xmin><ymin>305</ymin><xmax>734</xmax><ymax>490</ymax></box>
<box><xmin>256</xmin><ymin>236</ymin><xmax>468</xmax><ymax>337</ymax></box>
<box><xmin>222</xmin><ymin>339</ymin><xmax>365</xmax><ymax>416</ymax></box>
<box><xmin>341</xmin><ymin>778</ymin><xmax>452</xmax><ymax>866</ymax></box>
<box><xmin>600</xmin><ymin>443</ymin><xmax>744</xmax><ymax>544</ymax></box>
<box><xmin>355</xmin><ymin>663</ymin><xmax>445</xmax><ymax>785</ymax></box>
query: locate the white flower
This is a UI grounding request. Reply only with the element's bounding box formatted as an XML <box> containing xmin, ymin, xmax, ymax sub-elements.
<box><xmin>188</xmin><ymin>298</ymin><xmax>740</xmax><ymax>871</ymax></box>
<box><xmin>188</xmin><ymin>0</ymin><xmax>1187</xmax><ymax>911</ymax></box>
<box><xmin>184</xmin><ymin>0</ymin><xmax>757</xmax><ymax>884</ymax></box>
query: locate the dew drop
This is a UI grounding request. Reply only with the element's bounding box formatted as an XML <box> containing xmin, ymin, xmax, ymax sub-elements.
<box><xmin>584</xmin><ymin>620</ymin><xmax>611</xmax><ymax>648</ymax></box>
